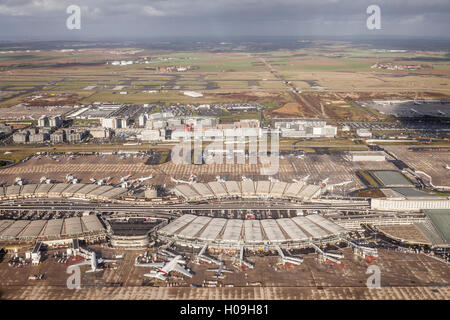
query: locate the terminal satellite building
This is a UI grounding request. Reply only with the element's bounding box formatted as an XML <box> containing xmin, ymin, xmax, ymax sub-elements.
<box><xmin>157</xmin><ymin>214</ymin><xmax>348</xmax><ymax>249</ymax></box>
<box><xmin>171</xmin><ymin>180</ymin><xmax>322</xmax><ymax>202</ymax></box>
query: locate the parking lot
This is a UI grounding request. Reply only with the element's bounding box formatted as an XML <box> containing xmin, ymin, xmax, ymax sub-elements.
<box><xmin>383</xmin><ymin>145</ymin><xmax>450</xmax><ymax>186</ymax></box>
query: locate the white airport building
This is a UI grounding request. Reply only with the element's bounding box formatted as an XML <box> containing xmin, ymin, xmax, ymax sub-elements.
<box><xmin>171</xmin><ymin>180</ymin><xmax>322</xmax><ymax>202</ymax></box>
<box><xmin>158</xmin><ymin>213</ymin><xmax>348</xmax><ymax>249</ymax></box>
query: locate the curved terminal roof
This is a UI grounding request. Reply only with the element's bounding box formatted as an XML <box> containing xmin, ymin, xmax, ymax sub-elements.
<box><xmin>0</xmin><ymin>183</ymin><xmax>126</xmax><ymax>201</ymax></box>
<box><xmin>172</xmin><ymin>180</ymin><xmax>321</xmax><ymax>202</ymax></box>
<box><xmin>158</xmin><ymin>213</ymin><xmax>347</xmax><ymax>248</ymax></box>
<box><xmin>0</xmin><ymin>215</ymin><xmax>105</xmax><ymax>241</ymax></box>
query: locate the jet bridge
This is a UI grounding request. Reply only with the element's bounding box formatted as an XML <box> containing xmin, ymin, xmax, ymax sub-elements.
<box><xmin>234</xmin><ymin>246</ymin><xmax>254</xmax><ymax>269</ymax></box>
<box><xmin>197</xmin><ymin>243</ymin><xmax>222</xmax><ymax>265</ymax></box>
<box><xmin>339</xmin><ymin>237</ymin><xmax>378</xmax><ymax>258</ymax></box>
<box><xmin>275</xmin><ymin>246</ymin><xmax>303</xmax><ymax>265</ymax></box>
<box><xmin>309</xmin><ymin>242</ymin><xmax>342</xmax><ymax>264</ymax></box>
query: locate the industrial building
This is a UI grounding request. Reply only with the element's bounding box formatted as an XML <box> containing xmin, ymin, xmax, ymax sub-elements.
<box><xmin>356</xmin><ymin>128</ymin><xmax>372</xmax><ymax>138</ymax></box>
<box><xmin>371</xmin><ymin>187</ymin><xmax>450</xmax><ymax>211</ymax></box>
<box><xmin>171</xmin><ymin>180</ymin><xmax>322</xmax><ymax>202</ymax></box>
<box><xmin>273</xmin><ymin>119</ymin><xmax>337</xmax><ymax>138</ymax></box>
<box><xmin>157</xmin><ymin>214</ymin><xmax>348</xmax><ymax>249</ymax></box>
<box><xmin>38</xmin><ymin>115</ymin><xmax>62</xmax><ymax>128</ymax></box>
<box><xmin>350</xmin><ymin>151</ymin><xmax>386</xmax><ymax>162</ymax></box>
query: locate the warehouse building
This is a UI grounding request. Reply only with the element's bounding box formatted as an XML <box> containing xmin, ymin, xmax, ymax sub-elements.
<box><xmin>350</xmin><ymin>151</ymin><xmax>386</xmax><ymax>162</ymax></box>
<box><xmin>371</xmin><ymin>187</ymin><xmax>450</xmax><ymax>211</ymax></box>
<box><xmin>274</xmin><ymin>119</ymin><xmax>337</xmax><ymax>138</ymax></box>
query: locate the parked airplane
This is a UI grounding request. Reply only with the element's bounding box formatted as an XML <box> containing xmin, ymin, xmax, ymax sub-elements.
<box><xmin>97</xmin><ymin>177</ymin><xmax>111</xmax><ymax>185</ymax></box>
<box><xmin>268</xmin><ymin>176</ymin><xmax>279</xmax><ymax>183</ymax></box>
<box><xmin>136</xmin><ymin>175</ymin><xmax>153</xmax><ymax>182</ymax></box>
<box><xmin>73</xmin><ymin>251</ymin><xmax>116</xmax><ymax>273</ymax></box>
<box><xmin>171</xmin><ymin>177</ymin><xmax>194</xmax><ymax>185</ymax></box>
<box><xmin>135</xmin><ymin>255</ymin><xmax>192</xmax><ymax>281</ymax></box>
<box><xmin>241</xmin><ymin>176</ymin><xmax>252</xmax><ymax>182</ymax></box>
<box><xmin>207</xmin><ymin>262</ymin><xmax>233</xmax><ymax>278</ymax></box>
<box><xmin>216</xmin><ymin>175</ymin><xmax>226</xmax><ymax>183</ymax></box>
<box><xmin>292</xmin><ymin>174</ymin><xmax>310</xmax><ymax>184</ymax></box>
<box><xmin>120</xmin><ymin>174</ymin><xmax>132</xmax><ymax>182</ymax></box>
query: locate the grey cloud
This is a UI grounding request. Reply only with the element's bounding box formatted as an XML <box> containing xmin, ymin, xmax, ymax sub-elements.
<box><xmin>0</xmin><ymin>0</ymin><xmax>449</xmax><ymax>40</ymax></box>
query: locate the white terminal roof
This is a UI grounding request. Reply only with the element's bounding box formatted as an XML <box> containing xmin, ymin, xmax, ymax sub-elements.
<box><xmin>48</xmin><ymin>183</ymin><xmax>70</xmax><ymax>195</ymax></box>
<box><xmin>177</xmin><ymin>216</ymin><xmax>212</xmax><ymax>239</ymax></box>
<box><xmin>173</xmin><ymin>184</ymin><xmax>200</xmax><ymax>200</ymax></box>
<box><xmin>276</xmin><ymin>218</ymin><xmax>309</xmax><ymax>241</ymax></box>
<box><xmin>63</xmin><ymin>217</ymin><xmax>83</xmax><ymax>235</ymax></box>
<box><xmin>100</xmin><ymin>188</ymin><xmax>127</xmax><ymax>199</ymax></box>
<box><xmin>0</xmin><ymin>220</ymin><xmax>14</xmax><ymax>233</ymax></box>
<box><xmin>306</xmin><ymin>214</ymin><xmax>346</xmax><ymax>235</ymax></box>
<box><xmin>256</xmin><ymin>181</ymin><xmax>271</xmax><ymax>196</ymax></box>
<box><xmin>198</xmin><ymin>218</ymin><xmax>227</xmax><ymax>241</ymax></box>
<box><xmin>292</xmin><ymin>216</ymin><xmax>330</xmax><ymax>239</ymax></box>
<box><xmin>297</xmin><ymin>185</ymin><xmax>321</xmax><ymax>201</ymax></box>
<box><xmin>172</xmin><ymin>180</ymin><xmax>322</xmax><ymax>202</ymax></box>
<box><xmin>224</xmin><ymin>181</ymin><xmax>241</xmax><ymax>197</ymax></box>
<box><xmin>159</xmin><ymin>214</ymin><xmax>344</xmax><ymax>246</ymax></box>
<box><xmin>74</xmin><ymin>184</ymin><xmax>99</xmax><ymax>196</ymax></box>
<box><xmin>62</xmin><ymin>183</ymin><xmax>85</xmax><ymax>195</ymax></box>
<box><xmin>6</xmin><ymin>185</ymin><xmax>22</xmax><ymax>196</ymax></box>
<box><xmin>35</xmin><ymin>183</ymin><xmax>54</xmax><ymax>195</ymax></box>
<box><xmin>42</xmin><ymin>219</ymin><xmax>64</xmax><ymax>238</ymax></box>
<box><xmin>241</xmin><ymin>181</ymin><xmax>255</xmax><ymax>196</ymax></box>
<box><xmin>244</xmin><ymin>220</ymin><xmax>263</xmax><ymax>243</ymax></box>
<box><xmin>88</xmin><ymin>185</ymin><xmax>113</xmax><ymax>197</ymax></box>
<box><xmin>0</xmin><ymin>220</ymin><xmax>30</xmax><ymax>238</ymax></box>
<box><xmin>192</xmin><ymin>183</ymin><xmax>215</xmax><ymax>198</ymax></box>
<box><xmin>22</xmin><ymin>184</ymin><xmax>38</xmax><ymax>195</ymax></box>
<box><xmin>158</xmin><ymin>214</ymin><xmax>197</xmax><ymax>236</ymax></box>
<box><xmin>283</xmin><ymin>182</ymin><xmax>304</xmax><ymax>198</ymax></box>
<box><xmin>207</xmin><ymin>182</ymin><xmax>228</xmax><ymax>197</ymax></box>
<box><xmin>19</xmin><ymin>220</ymin><xmax>46</xmax><ymax>239</ymax></box>
<box><xmin>260</xmin><ymin>219</ymin><xmax>286</xmax><ymax>243</ymax></box>
<box><xmin>270</xmin><ymin>181</ymin><xmax>288</xmax><ymax>197</ymax></box>
<box><xmin>221</xmin><ymin>219</ymin><xmax>243</xmax><ymax>243</ymax></box>
<box><xmin>81</xmin><ymin>215</ymin><xmax>104</xmax><ymax>233</ymax></box>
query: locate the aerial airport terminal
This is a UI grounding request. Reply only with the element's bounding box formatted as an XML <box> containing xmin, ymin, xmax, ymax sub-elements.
<box><xmin>0</xmin><ymin>138</ymin><xmax>449</xmax><ymax>300</ymax></box>
<box><xmin>0</xmin><ymin>14</ymin><xmax>450</xmax><ymax>300</ymax></box>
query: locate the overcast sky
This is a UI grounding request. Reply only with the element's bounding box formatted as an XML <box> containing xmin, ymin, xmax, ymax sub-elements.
<box><xmin>1</xmin><ymin>0</ymin><xmax>449</xmax><ymax>41</ymax></box>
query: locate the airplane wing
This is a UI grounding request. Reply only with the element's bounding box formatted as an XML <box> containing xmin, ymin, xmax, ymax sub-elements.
<box><xmin>144</xmin><ymin>273</ymin><xmax>167</xmax><ymax>281</ymax></box>
<box><xmin>99</xmin><ymin>259</ymin><xmax>117</xmax><ymax>264</ymax></box>
<box><xmin>72</xmin><ymin>261</ymin><xmax>91</xmax><ymax>267</ymax></box>
<box><xmin>135</xmin><ymin>262</ymin><xmax>165</xmax><ymax>268</ymax></box>
<box><xmin>86</xmin><ymin>269</ymin><xmax>102</xmax><ymax>273</ymax></box>
<box><xmin>206</xmin><ymin>269</ymin><xmax>220</xmax><ymax>272</ymax></box>
<box><xmin>173</xmin><ymin>264</ymin><xmax>193</xmax><ymax>278</ymax></box>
